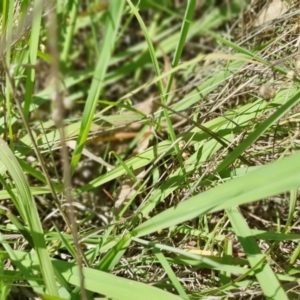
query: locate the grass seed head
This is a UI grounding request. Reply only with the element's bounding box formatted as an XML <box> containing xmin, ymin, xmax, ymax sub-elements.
<box><xmin>295</xmin><ymin>58</ymin><xmax>300</xmax><ymax>72</ymax></box>
<box><xmin>259</xmin><ymin>84</ymin><xmax>276</xmax><ymax>100</ymax></box>
<box><xmin>286</xmin><ymin>70</ymin><xmax>296</xmax><ymax>81</ymax></box>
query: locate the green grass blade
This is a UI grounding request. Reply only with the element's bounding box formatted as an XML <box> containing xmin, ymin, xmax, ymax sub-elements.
<box><xmin>212</xmin><ymin>89</ymin><xmax>300</xmax><ymax>177</ymax></box>
<box><xmin>166</xmin><ymin>0</ymin><xmax>196</xmax><ymax>102</ymax></box>
<box><xmin>12</xmin><ymin>250</ymin><xmax>182</xmax><ymax>300</ymax></box>
<box><xmin>76</xmin><ymin>140</ymin><xmax>172</xmax><ymax>194</ymax></box>
<box><xmin>97</xmin><ymin>234</ymin><xmax>131</xmax><ymax>272</ymax></box>
<box><xmin>126</xmin><ymin>0</ymin><xmax>187</xmax><ymax>178</ymax></box>
<box><xmin>133</xmin><ymin>237</ymin><xmax>251</xmax><ymax>275</ymax></box>
<box><xmin>111</xmin><ymin>151</ymin><xmax>137</xmax><ymax>182</ymax></box>
<box><xmin>53</xmin><ymin>224</ymin><xmax>76</xmax><ymax>259</ymax></box>
<box><xmin>6</xmin><ymin>212</ymin><xmax>34</xmax><ymax>247</ymax></box>
<box><xmin>70</xmin><ymin>2</ymin><xmax>125</xmax><ymax>174</ymax></box>
<box><xmin>0</xmin><ymin>138</ymin><xmax>58</xmax><ymax>296</ymax></box>
<box><xmin>152</xmin><ymin>246</ymin><xmax>188</xmax><ymax>299</ymax></box>
<box><xmin>226</xmin><ymin>206</ymin><xmax>288</xmax><ymax>299</ymax></box>
<box><xmin>24</xmin><ymin>0</ymin><xmax>43</xmax><ymax>117</ymax></box>
<box><xmin>0</xmin><ymin>232</ymin><xmax>46</xmax><ymax>295</ymax></box>
<box><xmin>132</xmin><ymin>150</ymin><xmax>300</xmax><ymax>237</ymax></box>
<box><xmin>60</xmin><ymin>0</ymin><xmax>79</xmax><ymax>66</ymax></box>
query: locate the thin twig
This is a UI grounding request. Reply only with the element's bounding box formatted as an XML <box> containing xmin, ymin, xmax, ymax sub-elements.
<box><xmin>46</xmin><ymin>4</ymin><xmax>88</xmax><ymax>300</ymax></box>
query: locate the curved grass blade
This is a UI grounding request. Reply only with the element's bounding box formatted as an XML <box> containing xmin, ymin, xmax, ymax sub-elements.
<box><xmin>165</xmin><ymin>0</ymin><xmax>196</xmax><ymax>103</ymax></box>
<box><xmin>227</xmin><ymin>206</ymin><xmax>288</xmax><ymax>299</ymax></box>
<box><xmin>0</xmin><ymin>138</ymin><xmax>58</xmax><ymax>296</ymax></box>
<box><xmin>211</xmin><ymin>88</ymin><xmax>300</xmax><ymax>179</ymax></box>
<box><xmin>70</xmin><ymin>2</ymin><xmax>125</xmax><ymax>174</ymax></box>
<box><xmin>12</xmin><ymin>250</ymin><xmax>182</xmax><ymax>300</ymax></box>
<box><xmin>132</xmin><ymin>150</ymin><xmax>300</xmax><ymax>237</ymax></box>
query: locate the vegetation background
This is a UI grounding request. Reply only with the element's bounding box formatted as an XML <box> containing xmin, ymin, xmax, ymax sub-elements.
<box><xmin>0</xmin><ymin>0</ymin><xmax>300</xmax><ymax>299</ymax></box>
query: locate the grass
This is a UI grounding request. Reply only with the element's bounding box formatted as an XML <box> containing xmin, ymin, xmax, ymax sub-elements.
<box><xmin>0</xmin><ymin>0</ymin><xmax>300</xmax><ymax>299</ymax></box>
